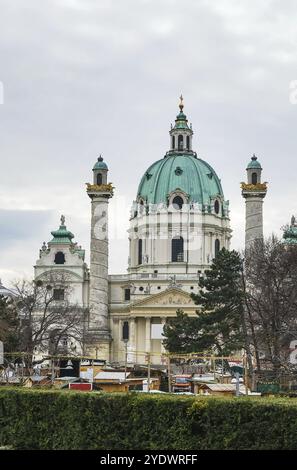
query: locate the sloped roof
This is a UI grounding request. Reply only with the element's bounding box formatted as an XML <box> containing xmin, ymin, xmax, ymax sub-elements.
<box><xmin>94</xmin><ymin>371</ymin><xmax>131</xmax><ymax>381</ymax></box>
<box><xmin>201</xmin><ymin>383</ymin><xmax>236</xmax><ymax>392</ymax></box>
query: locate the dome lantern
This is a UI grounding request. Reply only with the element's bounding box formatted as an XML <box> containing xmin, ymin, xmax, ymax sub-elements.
<box><xmin>246</xmin><ymin>154</ymin><xmax>262</xmax><ymax>184</ymax></box>
<box><xmin>169</xmin><ymin>95</ymin><xmax>194</xmax><ymax>153</ymax></box>
<box><xmin>92</xmin><ymin>155</ymin><xmax>108</xmax><ymax>185</ymax></box>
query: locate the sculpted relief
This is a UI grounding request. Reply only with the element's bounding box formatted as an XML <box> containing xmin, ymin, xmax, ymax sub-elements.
<box><xmin>150</xmin><ymin>292</ymin><xmax>193</xmax><ymax>306</ymax></box>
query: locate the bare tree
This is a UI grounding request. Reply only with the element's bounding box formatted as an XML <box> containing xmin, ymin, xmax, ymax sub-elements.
<box><xmin>13</xmin><ymin>272</ymin><xmax>89</xmax><ymax>371</ymax></box>
<box><xmin>0</xmin><ymin>295</ymin><xmax>20</xmax><ymax>353</ymax></box>
<box><xmin>245</xmin><ymin>237</ymin><xmax>297</xmax><ymax>374</ymax></box>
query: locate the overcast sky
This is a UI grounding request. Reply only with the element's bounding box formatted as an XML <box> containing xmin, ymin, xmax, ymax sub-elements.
<box><xmin>0</xmin><ymin>0</ymin><xmax>297</xmax><ymax>285</ymax></box>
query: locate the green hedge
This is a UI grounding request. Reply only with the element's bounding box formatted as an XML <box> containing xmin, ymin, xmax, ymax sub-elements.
<box><xmin>1</xmin><ymin>388</ymin><xmax>297</xmax><ymax>449</ymax></box>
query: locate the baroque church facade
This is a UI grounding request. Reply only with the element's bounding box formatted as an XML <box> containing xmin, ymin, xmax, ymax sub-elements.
<box><xmin>34</xmin><ymin>98</ymin><xmax>269</xmax><ymax>365</ymax></box>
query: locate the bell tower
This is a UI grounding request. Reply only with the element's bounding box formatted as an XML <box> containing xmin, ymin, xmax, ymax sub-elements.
<box><xmin>241</xmin><ymin>154</ymin><xmax>267</xmax><ymax>249</ymax></box>
<box><xmin>86</xmin><ymin>155</ymin><xmax>114</xmax><ymax>360</ymax></box>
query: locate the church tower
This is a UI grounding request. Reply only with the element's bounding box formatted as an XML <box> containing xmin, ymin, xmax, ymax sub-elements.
<box><xmin>169</xmin><ymin>95</ymin><xmax>193</xmax><ymax>153</ymax></box>
<box><xmin>86</xmin><ymin>156</ymin><xmax>114</xmax><ymax>360</ymax></box>
<box><xmin>241</xmin><ymin>154</ymin><xmax>267</xmax><ymax>249</ymax></box>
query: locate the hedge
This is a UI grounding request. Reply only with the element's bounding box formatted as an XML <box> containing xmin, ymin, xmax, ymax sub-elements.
<box><xmin>1</xmin><ymin>388</ymin><xmax>297</xmax><ymax>449</ymax></box>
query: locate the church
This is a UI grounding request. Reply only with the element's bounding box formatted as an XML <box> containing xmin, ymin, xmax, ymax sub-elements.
<box><xmin>34</xmin><ymin>97</ymin><xmax>269</xmax><ymax>365</ymax></box>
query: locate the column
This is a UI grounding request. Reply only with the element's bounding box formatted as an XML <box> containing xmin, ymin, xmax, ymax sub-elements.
<box><xmin>118</xmin><ymin>319</ymin><xmax>123</xmax><ymax>362</ymax></box>
<box><xmin>128</xmin><ymin>317</ymin><xmax>137</xmax><ymax>363</ymax></box>
<box><xmin>145</xmin><ymin>317</ymin><xmax>151</xmax><ymax>353</ymax></box>
<box><xmin>245</xmin><ymin>197</ymin><xmax>264</xmax><ymax>247</ymax></box>
<box><xmin>161</xmin><ymin>318</ymin><xmax>166</xmax><ymax>355</ymax></box>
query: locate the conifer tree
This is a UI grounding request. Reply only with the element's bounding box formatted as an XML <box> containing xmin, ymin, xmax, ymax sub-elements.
<box><xmin>163</xmin><ymin>248</ymin><xmax>246</xmax><ymax>355</ymax></box>
<box><xmin>191</xmin><ymin>248</ymin><xmax>245</xmax><ymax>355</ymax></box>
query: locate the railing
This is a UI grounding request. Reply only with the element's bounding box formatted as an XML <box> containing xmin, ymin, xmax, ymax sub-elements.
<box><xmin>109</xmin><ymin>273</ymin><xmax>200</xmax><ymax>281</ymax></box>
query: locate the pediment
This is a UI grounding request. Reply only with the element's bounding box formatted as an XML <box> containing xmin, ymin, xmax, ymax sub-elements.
<box><xmin>131</xmin><ymin>287</ymin><xmax>194</xmax><ymax>308</ymax></box>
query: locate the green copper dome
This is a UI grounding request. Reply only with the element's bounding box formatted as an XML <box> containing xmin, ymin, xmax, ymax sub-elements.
<box><xmin>49</xmin><ymin>215</ymin><xmax>74</xmax><ymax>245</ymax></box>
<box><xmin>173</xmin><ymin>111</ymin><xmax>189</xmax><ymax>130</ymax></box>
<box><xmin>247</xmin><ymin>155</ymin><xmax>262</xmax><ymax>170</ymax></box>
<box><xmin>137</xmin><ymin>153</ymin><xmax>224</xmax><ymax>205</ymax></box>
<box><xmin>93</xmin><ymin>155</ymin><xmax>108</xmax><ymax>171</ymax></box>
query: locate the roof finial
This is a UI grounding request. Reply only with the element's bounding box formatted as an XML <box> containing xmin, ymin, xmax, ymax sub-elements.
<box><xmin>179</xmin><ymin>94</ymin><xmax>184</xmax><ymax>112</ymax></box>
<box><xmin>98</xmin><ymin>154</ymin><xmax>103</xmax><ymax>162</ymax></box>
<box><xmin>252</xmin><ymin>153</ymin><xmax>257</xmax><ymax>160</ymax></box>
<box><xmin>60</xmin><ymin>214</ymin><xmax>65</xmax><ymax>226</ymax></box>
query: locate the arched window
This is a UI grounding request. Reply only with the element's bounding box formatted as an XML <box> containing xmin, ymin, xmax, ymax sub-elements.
<box><xmin>186</xmin><ymin>135</ymin><xmax>190</xmax><ymax>150</ymax></box>
<box><xmin>214</xmin><ymin>200</ymin><xmax>220</xmax><ymax>215</ymax></box>
<box><xmin>122</xmin><ymin>321</ymin><xmax>129</xmax><ymax>341</ymax></box>
<box><xmin>215</xmin><ymin>239</ymin><xmax>220</xmax><ymax>258</ymax></box>
<box><xmin>172</xmin><ymin>196</ymin><xmax>184</xmax><ymax>210</ymax></box>
<box><xmin>252</xmin><ymin>172</ymin><xmax>257</xmax><ymax>185</ymax></box>
<box><xmin>178</xmin><ymin>135</ymin><xmax>183</xmax><ymax>150</ymax></box>
<box><xmin>54</xmin><ymin>251</ymin><xmax>65</xmax><ymax>264</ymax></box>
<box><xmin>97</xmin><ymin>173</ymin><xmax>103</xmax><ymax>185</ymax></box>
<box><xmin>172</xmin><ymin>136</ymin><xmax>175</xmax><ymax>149</ymax></box>
<box><xmin>172</xmin><ymin>237</ymin><xmax>184</xmax><ymax>262</ymax></box>
<box><xmin>138</xmin><ymin>239</ymin><xmax>143</xmax><ymax>265</ymax></box>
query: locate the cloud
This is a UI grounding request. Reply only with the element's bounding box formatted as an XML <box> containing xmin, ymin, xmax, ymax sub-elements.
<box><xmin>0</xmin><ymin>209</ymin><xmax>54</xmax><ymax>281</ymax></box>
<box><xmin>0</xmin><ymin>0</ymin><xmax>296</xmax><ymax>284</ymax></box>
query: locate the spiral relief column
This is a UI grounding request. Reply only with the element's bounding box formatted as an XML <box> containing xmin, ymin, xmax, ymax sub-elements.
<box><xmin>86</xmin><ymin>156</ymin><xmax>114</xmax><ymax>360</ymax></box>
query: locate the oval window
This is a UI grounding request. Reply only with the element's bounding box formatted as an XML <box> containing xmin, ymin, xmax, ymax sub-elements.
<box><xmin>214</xmin><ymin>200</ymin><xmax>220</xmax><ymax>214</ymax></box>
<box><xmin>172</xmin><ymin>196</ymin><xmax>184</xmax><ymax>210</ymax></box>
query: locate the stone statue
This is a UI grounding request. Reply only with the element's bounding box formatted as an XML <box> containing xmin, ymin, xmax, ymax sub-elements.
<box><xmin>168</xmin><ymin>275</ymin><xmax>182</xmax><ymax>290</ymax></box>
<box><xmin>144</xmin><ymin>283</ymin><xmax>151</xmax><ymax>294</ymax></box>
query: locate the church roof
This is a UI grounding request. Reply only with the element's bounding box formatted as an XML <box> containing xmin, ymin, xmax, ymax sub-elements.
<box><xmin>93</xmin><ymin>155</ymin><xmax>108</xmax><ymax>171</ymax></box>
<box><xmin>45</xmin><ymin>216</ymin><xmax>86</xmax><ymax>260</ymax></box>
<box><xmin>137</xmin><ymin>153</ymin><xmax>224</xmax><ymax>206</ymax></box>
<box><xmin>49</xmin><ymin>216</ymin><xmax>74</xmax><ymax>245</ymax></box>
<box><xmin>247</xmin><ymin>154</ymin><xmax>262</xmax><ymax>170</ymax></box>
<box><xmin>173</xmin><ymin>111</ymin><xmax>190</xmax><ymax>130</ymax></box>
<box><xmin>171</xmin><ymin>95</ymin><xmax>192</xmax><ymax>131</ymax></box>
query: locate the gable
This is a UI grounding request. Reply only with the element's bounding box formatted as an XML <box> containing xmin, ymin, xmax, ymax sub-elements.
<box><xmin>131</xmin><ymin>287</ymin><xmax>194</xmax><ymax>308</ymax></box>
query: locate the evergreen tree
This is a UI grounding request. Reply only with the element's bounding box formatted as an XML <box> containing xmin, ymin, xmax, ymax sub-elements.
<box><xmin>192</xmin><ymin>248</ymin><xmax>245</xmax><ymax>355</ymax></box>
<box><xmin>163</xmin><ymin>309</ymin><xmax>200</xmax><ymax>353</ymax></box>
<box><xmin>163</xmin><ymin>248</ymin><xmax>246</xmax><ymax>355</ymax></box>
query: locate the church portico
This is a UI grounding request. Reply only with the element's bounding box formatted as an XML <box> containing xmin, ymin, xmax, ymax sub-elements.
<box><xmin>109</xmin><ymin>287</ymin><xmax>197</xmax><ymax>364</ymax></box>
